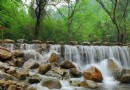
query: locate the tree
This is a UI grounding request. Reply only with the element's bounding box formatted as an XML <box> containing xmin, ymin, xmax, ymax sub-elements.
<box><xmin>53</xmin><ymin>0</ymin><xmax>79</xmax><ymax>42</ymax></box>
<box><xmin>96</xmin><ymin>0</ymin><xmax>129</xmax><ymax>43</ymax></box>
<box><xmin>34</xmin><ymin>0</ymin><xmax>47</xmax><ymax>39</ymax></box>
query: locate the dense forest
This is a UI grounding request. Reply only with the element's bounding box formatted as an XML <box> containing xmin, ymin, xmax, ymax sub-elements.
<box><xmin>0</xmin><ymin>0</ymin><xmax>130</xmax><ymax>43</ymax></box>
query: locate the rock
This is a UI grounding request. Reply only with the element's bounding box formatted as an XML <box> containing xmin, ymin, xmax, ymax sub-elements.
<box><xmin>26</xmin><ymin>86</ymin><xmax>37</xmax><ymax>90</ymax></box>
<box><xmin>7</xmin><ymin>85</ymin><xmax>17</xmax><ymax>90</ymax></box>
<box><xmin>60</xmin><ymin>60</ymin><xmax>76</xmax><ymax>69</ymax></box>
<box><xmin>17</xmin><ymin>39</ymin><xmax>26</xmax><ymax>43</ymax></box>
<box><xmin>23</xmin><ymin>59</ymin><xmax>39</xmax><ymax>69</ymax></box>
<box><xmin>0</xmin><ymin>71</ymin><xmax>14</xmax><ymax>80</ymax></box>
<box><xmin>70</xmin><ymin>80</ymin><xmax>81</xmax><ymax>86</ymax></box>
<box><xmin>82</xmin><ymin>42</ymin><xmax>90</xmax><ymax>45</ymax></box>
<box><xmin>13</xmin><ymin>50</ymin><xmax>24</xmax><ymax>57</ymax></box>
<box><xmin>45</xmin><ymin>67</ymin><xmax>65</xmax><ymax>79</ymax></box>
<box><xmin>70</xmin><ymin>41</ymin><xmax>78</xmax><ymax>45</ymax></box>
<box><xmin>0</xmin><ymin>47</ymin><xmax>12</xmax><ymax>60</ymax></box>
<box><xmin>6</xmin><ymin>66</ymin><xmax>16</xmax><ymax>75</ymax></box>
<box><xmin>113</xmin><ymin>68</ymin><xmax>130</xmax><ymax>83</ymax></box>
<box><xmin>28</xmin><ymin>75</ymin><xmax>41</xmax><ymax>84</ymax></box>
<box><xmin>45</xmin><ymin>70</ymin><xmax>62</xmax><ymax>79</ymax></box>
<box><xmin>16</xmin><ymin>87</ymin><xmax>23</xmax><ymax>90</ymax></box>
<box><xmin>32</xmin><ymin>40</ymin><xmax>42</xmax><ymax>44</ymax></box>
<box><xmin>104</xmin><ymin>42</ymin><xmax>110</xmax><ymax>46</ymax></box>
<box><xmin>41</xmin><ymin>44</ymin><xmax>47</xmax><ymax>50</ymax></box>
<box><xmin>92</xmin><ymin>41</ymin><xmax>101</xmax><ymax>45</ymax></box>
<box><xmin>70</xmin><ymin>68</ymin><xmax>82</xmax><ymax>77</ymax></box>
<box><xmin>38</xmin><ymin>63</ymin><xmax>51</xmax><ymax>75</ymax></box>
<box><xmin>0</xmin><ymin>61</ymin><xmax>10</xmax><ymax>69</ymax></box>
<box><xmin>2</xmin><ymin>39</ymin><xmax>15</xmax><ymax>43</ymax></box>
<box><xmin>107</xmin><ymin>59</ymin><xmax>119</xmax><ymax>72</ymax></box>
<box><xmin>15</xmin><ymin>58</ymin><xmax>25</xmax><ymax>67</ymax></box>
<box><xmin>41</xmin><ymin>78</ymin><xmax>61</xmax><ymax>89</ymax></box>
<box><xmin>80</xmin><ymin>80</ymin><xmax>99</xmax><ymax>89</ymax></box>
<box><xmin>15</xmin><ymin>69</ymin><xmax>29</xmax><ymax>80</ymax></box>
<box><xmin>83</xmin><ymin>66</ymin><xmax>103</xmax><ymax>82</ymax></box>
<box><xmin>48</xmin><ymin>53</ymin><xmax>60</xmax><ymax>63</ymax></box>
<box><xmin>46</xmin><ymin>41</ymin><xmax>54</xmax><ymax>44</ymax></box>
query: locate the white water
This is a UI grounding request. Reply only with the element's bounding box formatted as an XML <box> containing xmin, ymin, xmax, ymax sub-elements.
<box><xmin>50</xmin><ymin>45</ymin><xmax>130</xmax><ymax>86</ymax></box>
<box><xmin>4</xmin><ymin>44</ymin><xmax>130</xmax><ymax>90</ymax></box>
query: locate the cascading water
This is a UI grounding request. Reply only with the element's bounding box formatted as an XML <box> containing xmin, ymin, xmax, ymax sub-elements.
<box><xmin>4</xmin><ymin>43</ymin><xmax>130</xmax><ymax>90</ymax></box>
<box><xmin>50</xmin><ymin>45</ymin><xmax>130</xmax><ymax>86</ymax></box>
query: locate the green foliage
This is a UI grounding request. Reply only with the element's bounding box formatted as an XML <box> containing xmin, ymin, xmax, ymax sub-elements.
<box><xmin>0</xmin><ymin>0</ymin><xmax>130</xmax><ymax>43</ymax></box>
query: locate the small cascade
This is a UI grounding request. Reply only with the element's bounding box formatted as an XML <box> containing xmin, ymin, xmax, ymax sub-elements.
<box><xmin>50</xmin><ymin>45</ymin><xmax>130</xmax><ymax>68</ymax></box>
<box><xmin>20</xmin><ymin>44</ymin><xmax>41</xmax><ymax>50</ymax></box>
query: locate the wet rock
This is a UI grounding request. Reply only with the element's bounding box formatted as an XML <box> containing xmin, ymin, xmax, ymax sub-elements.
<box><xmin>32</xmin><ymin>40</ymin><xmax>42</xmax><ymax>44</ymax></box>
<box><xmin>113</xmin><ymin>68</ymin><xmax>130</xmax><ymax>83</ymax></box>
<box><xmin>16</xmin><ymin>87</ymin><xmax>23</xmax><ymax>90</ymax></box>
<box><xmin>48</xmin><ymin>53</ymin><xmax>60</xmax><ymax>63</ymax></box>
<box><xmin>6</xmin><ymin>66</ymin><xmax>16</xmax><ymax>75</ymax></box>
<box><xmin>70</xmin><ymin>80</ymin><xmax>81</xmax><ymax>86</ymax></box>
<box><xmin>0</xmin><ymin>61</ymin><xmax>10</xmax><ymax>69</ymax></box>
<box><xmin>70</xmin><ymin>68</ymin><xmax>82</xmax><ymax>77</ymax></box>
<box><xmin>38</xmin><ymin>63</ymin><xmax>51</xmax><ymax>75</ymax></box>
<box><xmin>45</xmin><ymin>70</ymin><xmax>62</xmax><ymax>79</ymax></box>
<box><xmin>2</xmin><ymin>39</ymin><xmax>15</xmax><ymax>43</ymax></box>
<box><xmin>28</xmin><ymin>75</ymin><xmax>41</xmax><ymax>84</ymax></box>
<box><xmin>60</xmin><ymin>60</ymin><xmax>76</xmax><ymax>69</ymax></box>
<box><xmin>108</xmin><ymin>59</ymin><xmax>119</xmax><ymax>72</ymax></box>
<box><xmin>41</xmin><ymin>78</ymin><xmax>61</xmax><ymax>89</ymax></box>
<box><xmin>80</xmin><ymin>80</ymin><xmax>99</xmax><ymax>89</ymax></box>
<box><xmin>26</xmin><ymin>86</ymin><xmax>37</xmax><ymax>90</ymax></box>
<box><xmin>0</xmin><ymin>71</ymin><xmax>14</xmax><ymax>80</ymax></box>
<box><xmin>23</xmin><ymin>59</ymin><xmax>39</xmax><ymax>69</ymax></box>
<box><xmin>45</xmin><ymin>67</ymin><xmax>65</xmax><ymax>79</ymax></box>
<box><xmin>0</xmin><ymin>47</ymin><xmax>12</xmax><ymax>60</ymax></box>
<box><xmin>15</xmin><ymin>57</ymin><xmax>25</xmax><ymax>67</ymax></box>
<box><xmin>7</xmin><ymin>85</ymin><xmax>17</xmax><ymax>90</ymax></box>
<box><xmin>13</xmin><ymin>50</ymin><xmax>24</xmax><ymax>57</ymax></box>
<box><xmin>15</xmin><ymin>69</ymin><xmax>29</xmax><ymax>80</ymax></box>
<box><xmin>83</xmin><ymin>66</ymin><xmax>103</xmax><ymax>82</ymax></box>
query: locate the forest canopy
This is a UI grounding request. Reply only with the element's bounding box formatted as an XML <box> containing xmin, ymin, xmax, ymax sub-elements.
<box><xmin>0</xmin><ymin>0</ymin><xmax>130</xmax><ymax>43</ymax></box>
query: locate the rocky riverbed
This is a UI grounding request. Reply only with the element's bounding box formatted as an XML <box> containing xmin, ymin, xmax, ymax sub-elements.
<box><xmin>0</xmin><ymin>43</ymin><xmax>130</xmax><ymax>90</ymax></box>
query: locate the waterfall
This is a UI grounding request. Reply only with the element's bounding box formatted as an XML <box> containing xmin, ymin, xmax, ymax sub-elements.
<box><xmin>50</xmin><ymin>45</ymin><xmax>130</xmax><ymax>67</ymax></box>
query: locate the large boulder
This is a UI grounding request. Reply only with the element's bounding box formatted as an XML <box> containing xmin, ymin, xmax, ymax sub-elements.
<box><xmin>38</xmin><ymin>63</ymin><xmax>51</xmax><ymax>75</ymax></box>
<box><xmin>83</xmin><ymin>66</ymin><xmax>103</xmax><ymax>82</ymax></box>
<box><xmin>113</xmin><ymin>68</ymin><xmax>130</xmax><ymax>83</ymax></box>
<box><xmin>107</xmin><ymin>59</ymin><xmax>119</xmax><ymax>72</ymax></box>
<box><xmin>41</xmin><ymin>78</ymin><xmax>61</xmax><ymax>89</ymax></box>
<box><xmin>0</xmin><ymin>47</ymin><xmax>12</xmax><ymax>60</ymax></box>
<box><xmin>60</xmin><ymin>60</ymin><xmax>76</xmax><ymax>69</ymax></box>
<box><xmin>48</xmin><ymin>53</ymin><xmax>60</xmax><ymax>63</ymax></box>
<box><xmin>23</xmin><ymin>59</ymin><xmax>39</xmax><ymax>69</ymax></box>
